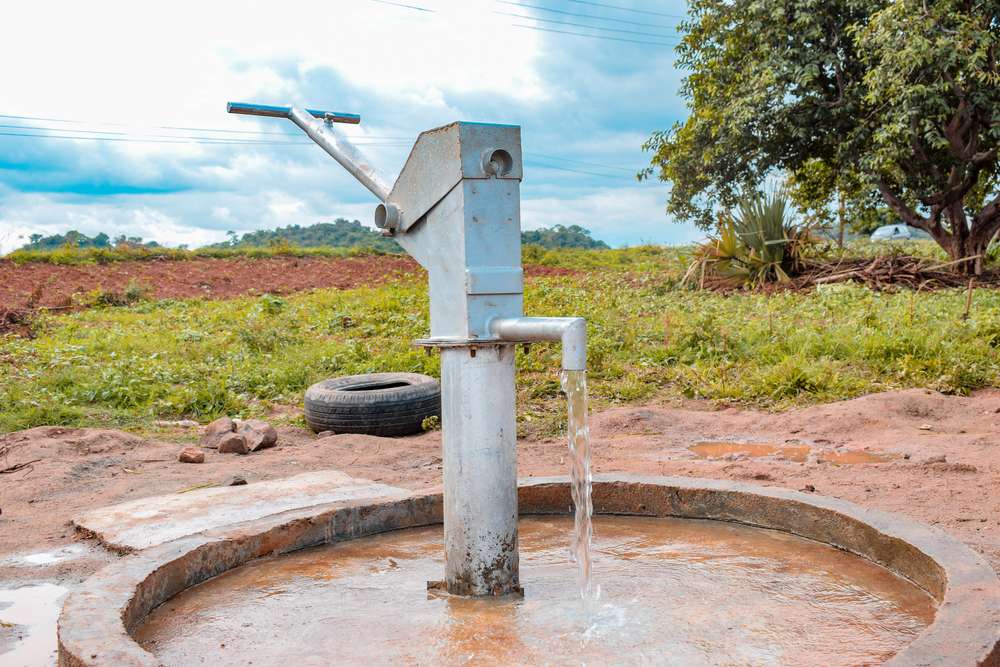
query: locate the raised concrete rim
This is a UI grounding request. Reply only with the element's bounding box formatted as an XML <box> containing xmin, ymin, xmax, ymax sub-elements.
<box><xmin>58</xmin><ymin>475</ymin><xmax>1000</xmax><ymax>667</ymax></box>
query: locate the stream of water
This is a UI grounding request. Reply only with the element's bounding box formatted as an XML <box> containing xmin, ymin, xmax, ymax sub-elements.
<box><xmin>560</xmin><ymin>369</ymin><xmax>596</xmax><ymax>602</ymax></box>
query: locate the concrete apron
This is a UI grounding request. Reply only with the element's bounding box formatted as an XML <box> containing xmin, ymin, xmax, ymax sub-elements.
<box><xmin>58</xmin><ymin>475</ymin><xmax>1000</xmax><ymax>667</ymax></box>
<box><xmin>71</xmin><ymin>470</ymin><xmax>408</xmax><ymax>552</ymax></box>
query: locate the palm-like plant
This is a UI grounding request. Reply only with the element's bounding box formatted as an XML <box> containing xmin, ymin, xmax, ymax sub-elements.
<box><xmin>685</xmin><ymin>188</ymin><xmax>813</xmax><ymax>287</ymax></box>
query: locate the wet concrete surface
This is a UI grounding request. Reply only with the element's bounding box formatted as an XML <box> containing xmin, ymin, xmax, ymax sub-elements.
<box><xmin>136</xmin><ymin>515</ymin><xmax>934</xmax><ymax>666</ymax></box>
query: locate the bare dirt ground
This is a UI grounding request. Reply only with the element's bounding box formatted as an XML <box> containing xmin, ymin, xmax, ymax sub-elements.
<box><xmin>0</xmin><ymin>256</ymin><xmax>575</xmax><ymax>314</ymax></box>
<box><xmin>1</xmin><ymin>387</ymin><xmax>998</xmax><ymax>593</ymax></box>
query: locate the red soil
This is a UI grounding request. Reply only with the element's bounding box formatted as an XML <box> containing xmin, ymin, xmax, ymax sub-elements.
<box><xmin>0</xmin><ymin>256</ymin><xmax>576</xmax><ymax>314</ymax></box>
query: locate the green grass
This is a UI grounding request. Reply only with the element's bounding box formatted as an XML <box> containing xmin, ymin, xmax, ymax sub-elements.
<box><xmin>3</xmin><ymin>254</ymin><xmax>1000</xmax><ymax>435</ymax></box>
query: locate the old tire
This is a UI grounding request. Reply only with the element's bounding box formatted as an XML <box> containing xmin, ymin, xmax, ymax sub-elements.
<box><xmin>304</xmin><ymin>372</ymin><xmax>441</xmax><ymax>437</ymax></box>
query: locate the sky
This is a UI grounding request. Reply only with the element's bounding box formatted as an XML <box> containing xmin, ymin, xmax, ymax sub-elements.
<box><xmin>0</xmin><ymin>0</ymin><xmax>700</xmax><ymax>252</ymax></box>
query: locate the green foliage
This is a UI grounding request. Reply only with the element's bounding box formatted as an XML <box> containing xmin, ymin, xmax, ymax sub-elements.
<box><xmin>215</xmin><ymin>219</ymin><xmax>402</xmax><ymax>253</ymax></box>
<box><xmin>3</xmin><ymin>249</ymin><xmax>999</xmax><ymax>435</ymax></box>
<box><xmin>686</xmin><ymin>190</ymin><xmax>814</xmax><ymax>285</ymax></box>
<box><xmin>20</xmin><ymin>230</ymin><xmax>158</xmax><ymax>251</ymax></box>
<box><xmin>521</xmin><ymin>224</ymin><xmax>610</xmax><ymax>249</ymax></box>
<box><xmin>644</xmin><ymin>0</ymin><xmax>1000</xmax><ymax>267</ymax></box>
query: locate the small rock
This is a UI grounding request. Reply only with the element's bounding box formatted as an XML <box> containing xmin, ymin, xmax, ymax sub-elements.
<box><xmin>177</xmin><ymin>447</ymin><xmax>205</xmax><ymax>464</ymax></box>
<box><xmin>236</xmin><ymin>419</ymin><xmax>277</xmax><ymax>452</ymax></box>
<box><xmin>202</xmin><ymin>417</ymin><xmax>236</xmax><ymax>448</ymax></box>
<box><xmin>918</xmin><ymin>424</ymin><xmax>933</xmax><ymax>431</ymax></box>
<box><xmin>903</xmin><ymin>453</ymin><xmax>911</xmax><ymax>460</ymax></box>
<box><xmin>316</xmin><ymin>431</ymin><xmax>334</xmax><ymax>438</ymax></box>
<box><xmin>801</xmin><ymin>484</ymin><xmax>816</xmax><ymax>493</ymax></box>
<box><xmin>217</xmin><ymin>433</ymin><xmax>249</xmax><ymax>455</ymax></box>
<box><xmin>921</xmin><ymin>454</ymin><xmax>947</xmax><ymax>465</ymax></box>
<box><xmin>229</xmin><ymin>476</ymin><xmax>248</xmax><ymax>486</ymax></box>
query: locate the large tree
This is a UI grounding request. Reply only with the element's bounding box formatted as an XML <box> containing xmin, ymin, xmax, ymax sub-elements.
<box><xmin>643</xmin><ymin>0</ymin><xmax>1000</xmax><ymax>273</ymax></box>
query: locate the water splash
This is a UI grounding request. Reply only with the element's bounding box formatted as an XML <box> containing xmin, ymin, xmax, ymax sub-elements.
<box><xmin>561</xmin><ymin>369</ymin><xmax>596</xmax><ymax>602</ymax></box>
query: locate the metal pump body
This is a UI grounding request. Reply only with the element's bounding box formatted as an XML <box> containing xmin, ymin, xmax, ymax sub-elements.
<box><xmin>228</xmin><ymin>102</ymin><xmax>586</xmax><ymax>596</ymax></box>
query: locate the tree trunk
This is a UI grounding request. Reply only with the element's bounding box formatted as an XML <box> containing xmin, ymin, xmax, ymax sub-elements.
<box><xmin>945</xmin><ymin>203</ymin><xmax>981</xmax><ymax>275</ymax></box>
<box><xmin>837</xmin><ymin>192</ymin><xmax>845</xmax><ymax>248</ymax></box>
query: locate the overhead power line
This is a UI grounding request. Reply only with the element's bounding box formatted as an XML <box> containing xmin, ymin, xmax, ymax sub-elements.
<box><xmin>0</xmin><ymin>130</ymin><xmax>411</xmax><ymax>147</ymax></box>
<box><xmin>512</xmin><ymin>23</ymin><xmax>675</xmax><ymax>46</ymax></box>
<box><xmin>530</xmin><ymin>152</ymin><xmax>638</xmax><ymax>173</ymax></box>
<box><xmin>497</xmin><ymin>0</ymin><xmax>678</xmax><ymax>29</ymax></box>
<box><xmin>562</xmin><ymin>0</ymin><xmax>685</xmax><ymax>19</ymax></box>
<box><xmin>367</xmin><ymin>0</ymin><xmax>435</xmax><ymax>12</ymax></box>
<box><xmin>0</xmin><ymin>114</ymin><xmax>412</xmax><ymax>141</ymax></box>
<box><xmin>495</xmin><ymin>11</ymin><xmax>677</xmax><ymax>39</ymax></box>
<box><xmin>0</xmin><ymin>115</ymin><xmax>646</xmax><ymax>181</ymax></box>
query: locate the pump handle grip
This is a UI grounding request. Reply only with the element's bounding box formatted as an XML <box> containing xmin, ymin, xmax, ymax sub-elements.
<box><xmin>226</xmin><ymin>102</ymin><xmax>361</xmax><ymax>125</ymax></box>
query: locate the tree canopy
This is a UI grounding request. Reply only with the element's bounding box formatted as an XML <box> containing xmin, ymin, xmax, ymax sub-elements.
<box><xmin>217</xmin><ymin>219</ymin><xmax>402</xmax><ymax>252</ymax></box>
<box><xmin>643</xmin><ymin>0</ymin><xmax>999</xmax><ymax>272</ymax></box>
<box><xmin>20</xmin><ymin>231</ymin><xmax>157</xmax><ymax>251</ymax></box>
<box><xmin>520</xmin><ymin>224</ymin><xmax>610</xmax><ymax>249</ymax></box>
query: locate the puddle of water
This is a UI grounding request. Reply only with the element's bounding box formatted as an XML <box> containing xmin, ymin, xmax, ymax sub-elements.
<box><xmin>137</xmin><ymin>516</ymin><xmax>935</xmax><ymax>667</ymax></box>
<box><xmin>690</xmin><ymin>441</ymin><xmax>810</xmax><ymax>462</ymax></box>
<box><xmin>690</xmin><ymin>441</ymin><xmax>890</xmax><ymax>465</ymax></box>
<box><xmin>4</xmin><ymin>545</ymin><xmax>88</xmax><ymax>568</ymax></box>
<box><xmin>0</xmin><ymin>583</ymin><xmax>68</xmax><ymax>667</ymax></box>
<box><xmin>818</xmin><ymin>450</ymin><xmax>891</xmax><ymax>465</ymax></box>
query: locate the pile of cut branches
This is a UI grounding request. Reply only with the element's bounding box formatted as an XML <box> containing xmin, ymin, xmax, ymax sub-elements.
<box><xmin>794</xmin><ymin>255</ymin><xmax>1000</xmax><ymax>292</ymax></box>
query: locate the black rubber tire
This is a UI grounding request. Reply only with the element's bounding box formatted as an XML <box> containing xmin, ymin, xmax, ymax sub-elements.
<box><xmin>303</xmin><ymin>372</ymin><xmax>441</xmax><ymax>437</ymax></box>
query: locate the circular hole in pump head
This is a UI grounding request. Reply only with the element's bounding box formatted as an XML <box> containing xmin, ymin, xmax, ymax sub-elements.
<box><xmin>484</xmin><ymin>149</ymin><xmax>513</xmax><ymax>177</ymax></box>
<box><xmin>374</xmin><ymin>203</ymin><xmax>399</xmax><ymax>230</ymax></box>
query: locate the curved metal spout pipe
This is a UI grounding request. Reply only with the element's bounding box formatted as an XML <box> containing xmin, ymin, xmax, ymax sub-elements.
<box><xmin>286</xmin><ymin>107</ymin><xmax>392</xmax><ymax>202</ymax></box>
<box><xmin>489</xmin><ymin>317</ymin><xmax>587</xmax><ymax>371</ymax></box>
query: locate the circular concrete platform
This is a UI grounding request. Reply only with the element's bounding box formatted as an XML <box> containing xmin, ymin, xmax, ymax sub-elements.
<box><xmin>58</xmin><ymin>476</ymin><xmax>1000</xmax><ymax>666</ymax></box>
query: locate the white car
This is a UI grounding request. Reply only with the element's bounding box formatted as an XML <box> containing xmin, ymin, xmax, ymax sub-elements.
<box><xmin>870</xmin><ymin>224</ymin><xmax>913</xmax><ymax>241</ymax></box>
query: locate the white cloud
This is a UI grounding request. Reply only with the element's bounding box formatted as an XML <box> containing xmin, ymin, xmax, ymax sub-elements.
<box><xmin>0</xmin><ymin>0</ymin><xmax>692</xmax><ymax>252</ymax></box>
<box><xmin>523</xmin><ymin>186</ymin><xmax>704</xmax><ymax>247</ymax></box>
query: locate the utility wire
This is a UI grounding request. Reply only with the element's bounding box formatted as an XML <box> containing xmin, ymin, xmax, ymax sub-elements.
<box><xmin>562</xmin><ymin>0</ymin><xmax>685</xmax><ymax>19</ymax></box>
<box><xmin>0</xmin><ymin>123</ymin><xmax>409</xmax><ymax>146</ymax></box>
<box><xmin>0</xmin><ymin>114</ymin><xmax>412</xmax><ymax>140</ymax></box>
<box><xmin>512</xmin><ymin>23</ymin><xmax>675</xmax><ymax>46</ymax></box>
<box><xmin>367</xmin><ymin>0</ymin><xmax>435</xmax><ymax>12</ymax></box>
<box><xmin>0</xmin><ymin>130</ymin><xmax>411</xmax><ymax>147</ymax></box>
<box><xmin>1</xmin><ymin>129</ymin><xmax>642</xmax><ymax>177</ymax></box>
<box><xmin>526</xmin><ymin>160</ymin><xmax>636</xmax><ymax>179</ymax></box>
<box><xmin>530</xmin><ymin>152</ymin><xmax>637</xmax><ymax>173</ymax></box>
<box><xmin>495</xmin><ymin>11</ymin><xmax>677</xmax><ymax>39</ymax></box>
<box><xmin>497</xmin><ymin>0</ymin><xmax>678</xmax><ymax>29</ymax></box>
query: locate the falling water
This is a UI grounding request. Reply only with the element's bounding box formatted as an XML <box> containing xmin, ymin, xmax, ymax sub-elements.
<box><xmin>560</xmin><ymin>369</ymin><xmax>596</xmax><ymax>602</ymax></box>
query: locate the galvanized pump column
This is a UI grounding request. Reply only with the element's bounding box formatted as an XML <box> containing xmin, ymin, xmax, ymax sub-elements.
<box><xmin>228</xmin><ymin>102</ymin><xmax>585</xmax><ymax>596</ymax></box>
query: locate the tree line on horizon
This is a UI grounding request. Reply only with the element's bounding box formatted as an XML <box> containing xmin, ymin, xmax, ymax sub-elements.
<box><xmin>17</xmin><ymin>220</ymin><xmax>611</xmax><ymax>253</ymax></box>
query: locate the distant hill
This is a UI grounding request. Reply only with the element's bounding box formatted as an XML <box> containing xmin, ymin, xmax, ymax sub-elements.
<box><xmin>18</xmin><ymin>221</ymin><xmax>610</xmax><ymax>254</ymax></box>
<box><xmin>20</xmin><ymin>231</ymin><xmax>159</xmax><ymax>251</ymax></box>
<box><xmin>217</xmin><ymin>221</ymin><xmax>610</xmax><ymax>251</ymax></box>
<box><xmin>216</xmin><ymin>219</ymin><xmax>401</xmax><ymax>252</ymax></box>
<box><xmin>521</xmin><ymin>224</ymin><xmax>610</xmax><ymax>249</ymax></box>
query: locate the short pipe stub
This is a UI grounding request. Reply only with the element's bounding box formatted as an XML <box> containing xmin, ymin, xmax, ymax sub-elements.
<box><xmin>375</xmin><ymin>202</ymin><xmax>401</xmax><ymax>231</ymax></box>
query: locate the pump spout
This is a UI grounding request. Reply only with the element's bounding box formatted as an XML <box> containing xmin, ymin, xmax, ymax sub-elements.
<box><xmin>489</xmin><ymin>317</ymin><xmax>587</xmax><ymax>371</ymax></box>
